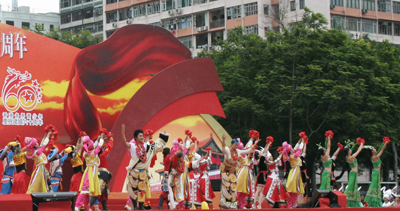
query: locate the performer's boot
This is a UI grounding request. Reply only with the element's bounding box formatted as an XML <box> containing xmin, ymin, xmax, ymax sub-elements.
<box><xmin>157</xmin><ymin>197</ymin><xmax>164</xmax><ymax>210</ymax></box>
<box><xmin>131</xmin><ymin>198</ymin><xmax>138</xmax><ymax>210</ymax></box>
<box><xmin>101</xmin><ymin>200</ymin><xmax>109</xmax><ymax>211</ymax></box>
<box><xmin>139</xmin><ymin>202</ymin><xmax>145</xmax><ymax>210</ymax></box>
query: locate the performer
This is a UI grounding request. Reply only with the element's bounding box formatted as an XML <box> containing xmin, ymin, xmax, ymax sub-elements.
<box><xmin>10</xmin><ymin>136</ymin><xmax>30</xmax><ymax>194</ymax></box>
<box><xmin>167</xmin><ymin>139</ymin><xmax>186</xmax><ymax>210</ymax></box>
<box><xmin>343</xmin><ymin>138</ymin><xmax>364</xmax><ymax>207</ymax></box>
<box><xmin>282</xmin><ymin>133</ymin><xmax>305</xmax><ymax>208</ymax></box>
<box><xmin>364</xmin><ymin>137</ymin><xmax>389</xmax><ymax>207</ymax></box>
<box><xmin>157</xmin><ymin>147</ymin><xmax>171</xmax><ymax>210</ymax></box>
<box><xmin>0</xmin><ymin>142</ymin><xmax>15</xmax><ymax>194</ymax></box>
<box><xmin>69</xmin><ymin>133</ymin><xmax>85</xmax><ymax>192</ymax></box>
<box><xmin>219</xmin><ymin>134</ymin><xmax>259</xmax><ymax>209</ymax></box>
<box><xmin>74</xmin><ymin>135</ymin><xmax>104</xmax><ymax>211</ymax></box>
<box><xmin>90</xmin><ymin>129</ymin><xmax>114</xmax><ymax>211</ymax></box>
<box><xmin>262</xmin><ymin>145</ymin><xmax>289</xmax><ymax>207</ymax></box>
<box><xmin>318</xmin><ymin>130</ymin><xmax>341</xmax><ymax>191</ymax></box>
<box><xmin>192</xmin><ymin>147</ymin><xmax>215</xmax><ymax>209</ymax></box>
<box><xmin>252</xmin><ymin>139</ymin><xmax>272</xmax><ymax>209</ymax></box>
<box><xmin>122</xmin><ymin>124</ymin><xmax>168</xmax><ymax>210</ymax></box>
<box><xmin>300</xmin><ymin>135</ymin><xmax>309</xmax><ymax>196</ymax></box>
<box><xmin>26</xmin><ymin>131</ymin><xmax>53</xmax><ymax>194</ymax></box>
<box><xmin>48</xmin><ymin>147</ymin><xmax>70</xmax><ymax>192</ymax></box>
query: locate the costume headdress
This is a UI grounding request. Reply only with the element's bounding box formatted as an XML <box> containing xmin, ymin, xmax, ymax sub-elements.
<box><xmin>47</xmin><ymin>147</ymin><xmax>59</xmax><ymax>161</ymax></box>
<box><xmin>344</xmin><ymin>139</ymin><xmax>355</xmax><ymax>149</ymax></box>
<box><xmin>82</xmin><ymin>136</ymin><xmax>93</xmax><ymax>153</ymax></box>
<box><xmin>282</xmin><ymin>141</ymin><xmax>292</xmax><ymax>162</ymax></box>
<box><xmin>316</xmin><ymin>143</ymin><xmax>324</xmax><ymax>150</ymax></box>
<box><xmin>25</xmin><ymin>137</ymin><xmax>38</xmax><ymax>159</ymax></box>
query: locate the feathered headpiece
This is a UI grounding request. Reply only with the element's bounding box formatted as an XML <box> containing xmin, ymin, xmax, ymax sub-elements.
<box><xmin>316</xmin><ymin>143</ymin><xmax>324</xmax><ymax>150</ymax></box>
<box><xmin>363</xmin><ymin>145</ymin><xmax>374</xmax><ymax>150</ymax></box>
<box><xmin>344</xmin><ymin>139</ymin><xmax>355</xmax><ymax>149</ymax></box>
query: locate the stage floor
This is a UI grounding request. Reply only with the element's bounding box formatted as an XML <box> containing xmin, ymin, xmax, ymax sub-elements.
<box><xmin>1</xmin><ymin>192</ymin><xmax>399</xmax><ymax>210</ymax></box>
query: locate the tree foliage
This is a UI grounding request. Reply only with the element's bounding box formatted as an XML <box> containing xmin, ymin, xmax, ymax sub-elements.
<box><xmin>199</xmin><ymin>8</ymin><xmax>400</xmax><ymax>172</ymax></box>
<box><xmin>27</xmin><ymin>24</ymin><xmax>102</xmax><ymax>49</ymax></box>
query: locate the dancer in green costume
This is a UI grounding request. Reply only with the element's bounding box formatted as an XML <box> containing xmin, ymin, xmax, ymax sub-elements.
<box><xmin>317</xmin><ymin>130</ymin><xmax>342</xmax><ymax>191</ymax></box>
<box><xmin>343</xmin><ymin>138</ymin><xmax>364</xmax><ymax>207</ymax></box>
<box><xmin>364</xmin><ymin>137</ymin><xmax>389</xmax><ymax>207</ymax></box>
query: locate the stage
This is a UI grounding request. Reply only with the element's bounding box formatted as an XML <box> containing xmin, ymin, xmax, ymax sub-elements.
<box><xmin>0</xmin><ymin>192</ymin><xmax>398</xmax><ymax>210</ymax></box>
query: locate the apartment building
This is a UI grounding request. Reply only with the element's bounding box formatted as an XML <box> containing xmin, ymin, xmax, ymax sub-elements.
<box><xmin>104</xmin><ymin>0</ymin><xmax>305</xmax><ymax>56</ymax></box>
<box><xmin>329</xmin><ymin>0</ymin><xmax>400</xmax><ymax>44</ymax></box>
<box><xmin>60</xmin><ymin>0</ymin><xmax>104</xmax><ymax>40</ymax></box>
<box><xmin>0</xmin><ymin>5</ymin><xmax>59</xmax><ymax>32</ymax></box>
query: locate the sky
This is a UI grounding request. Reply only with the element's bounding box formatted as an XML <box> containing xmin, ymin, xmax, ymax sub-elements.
<box><xmin>0</xmin><ymin>0</ymin><xmax>59</xmax><ymax>13</ymax></box>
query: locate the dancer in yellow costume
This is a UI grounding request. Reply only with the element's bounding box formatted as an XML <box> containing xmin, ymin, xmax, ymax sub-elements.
<box><xmin>282</xmin><ymin>134</ymin><xmax>305</xmax><ymax>208</ymax></box>
<box><xmin>74</xmin><ymin>135</ymin><xmax>104</xmax><ymax>211</ymax></box>
<box><xmin>26</xmin><ymin>131</ymin><xmax>52</xmax><ymax>194</ymax></box>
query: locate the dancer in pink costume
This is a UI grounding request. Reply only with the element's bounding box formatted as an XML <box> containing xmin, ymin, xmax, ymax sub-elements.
<box><xmin>74</xmin><ymin>134</ymin><xmax>105</xmax><ymax>211</ymax></box>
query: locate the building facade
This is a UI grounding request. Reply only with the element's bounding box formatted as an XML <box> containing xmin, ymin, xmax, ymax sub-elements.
<box><xmin>60</xmin><ymin>0</ymin><xmax>104</xmax><ymax>40</ymax></box>
<box><xmin>0</xmin><ymin>6</ymin><xmax>59</xmax><ymax>32</ymax></box>
<box><xmin>102</xmin><ymin>0</ymin><xmax>400</xmax><ymax>57</ymax></box>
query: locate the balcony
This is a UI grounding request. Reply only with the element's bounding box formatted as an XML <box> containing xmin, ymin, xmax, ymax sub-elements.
<box><xmin>210</xmin><ymin>19</ymin><xmax>224</xmax><ymax>28</ymax></box>
<box><xmin>193</xmin><ymin>0</ymin><xmax>207</xmax><ymax>5</ymax></box>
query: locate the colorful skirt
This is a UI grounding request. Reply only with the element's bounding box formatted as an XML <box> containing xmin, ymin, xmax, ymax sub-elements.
<box><xmin>364</xmin><ymin>169</ymin><xmax>382</xmax><ymax>207</ymax></box>
<box><xmin>70</xmin><ymin>172</ymin><xmax>83</xmax><ymax>192</ymax></box>
<box><xmin>27</xmin><ymin>164</ymin><xmax>48</xmax><ymax>194</ymax></box>
<box><xmin>262</xmin><ymin>173</ymin><xmax>289</xmax><ymax>204</ymax></box>
<box><xmin>11</xmin><ymin>171</ymin><xmax>30</xmax><ymax>194</ymax></box>
<box><xmin>219</xmin><ymin>170</ymin><xmax>237</xmax><ymax>209</ymax></box>
<box><xmin>194</xmin><ymin>175</ymin><xmax>215</xmax><ymax>205</ymax></box>
<box><xmin>286</xmin><ymin>166</ymin><xmax>304</xmax><ymax>194</ymax></box>
<box><xmin>319</xmin><ymin>170</ymin><xmax>331</xmax><ymax>191</ymax></box>
<box><xmin>79</xmin><ymin>165</ymin><xmax>101</xmax><ymax>196</ymax></box>
<box><xmin>344</xmin><ymin>171</ymin><xmax>362</xmax><ymax>207</ymax></box>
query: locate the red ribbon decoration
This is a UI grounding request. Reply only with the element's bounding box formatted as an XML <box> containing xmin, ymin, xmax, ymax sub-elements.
<box><xmin>383</xmin><ymin>136</ymin><xmax>391</xmax><ymax>144</ymax></box>
<box><xmin>337</xmin><ymin>142</ymin><xmax>344</xmax><ymax>150</ymax></box>
<box><xmin>356</xmin><ymin>137</ymin><xmax>365</xmax><ymax>145</ymax></box>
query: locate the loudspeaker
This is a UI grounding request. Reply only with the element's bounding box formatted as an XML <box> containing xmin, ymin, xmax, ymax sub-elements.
<box><xmin>308</xmin><ymin>189</ymin><xmax>330</xmax><ymax>208</ymax></box>
<box><xmin>31</xmin><ymin>192</ymin><xmax>78</xmax><ymax>211</ymax></box>
<box><xmin>328</xmin><ymin>190</ymin><xmax>346</xmax><ymax>208</ymax></box>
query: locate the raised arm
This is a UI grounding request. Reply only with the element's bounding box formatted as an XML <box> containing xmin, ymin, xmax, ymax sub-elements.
<box><xmin>221</xmin><ymin>133</ymin><xmax>227</xmax><ymax>148</ymax></box>
<box><xmin>351</xmin><ymin>143</ymin><xmax>364</xmax><ymax>159</ymax></box>
<box><xmin>76</xmin><ymin>137</ymin><xmax>83</xmax><ymax>156</ymax></box>
<box><xmin>36</xmin><ymin>132</ymin><xmax>52</xmax><ymax>156</ymax></box>
<box><xmin>376</xmin><ymin>142</ymin><xmax>388</xmax><ymax>159</ymax></box>
<box><xmin>121</xmin><ymin>124</ymin><xmax>131</xmax><ymax>149</ymax></box>
<box><xmin>238</xmin><ymin>138</ymin><xmax>260</xmax><ymax>156</ymax></box>
<box><xmin>263</xmin><ymin>142</ymin><xmax>271</xmax><ymax>154</ymax></box>
<box><xmin>94</xmin><ymin>136</ymin><xmax>104</xmax><ymax>155</ymax></box>
<box><xmin>332</xmin><ymin>147</ymin><xmax>340</xmax><ymax>160</ymax></box>
<box><xmin>326</xmin><ymin>137</ymin><xmax>331</xmax><ymax>156</ymax></box>
<box><xmin>60</xmin><ymin>152</ymin><xmax>68</xmax><ymax>163</ymax></box>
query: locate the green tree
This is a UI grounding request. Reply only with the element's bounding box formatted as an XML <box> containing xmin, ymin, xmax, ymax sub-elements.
<box><xmin>27</xmin><ymin>23</ymin><xmax>102</xmax><ymax>49</ymax></box>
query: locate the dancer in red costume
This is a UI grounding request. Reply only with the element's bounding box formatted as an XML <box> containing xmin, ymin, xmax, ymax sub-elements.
<box><xmin>9</xmin><ymin>136</ymin><xmax>30</xmax><ymax>194</ymax></box>
<box><xmin>192</xmin><ymin>147</ymin><xmax>215</xmax><ymax>209</ymax></box>
<box><xmin>157</xmin><ymin>147</ymin><xmax>171</xmax><ymax>210</ymax></box>
<box><xmin>262</xmin><ymin>145</ymin><xmax>289</xmax><ymax>207</ymax></box>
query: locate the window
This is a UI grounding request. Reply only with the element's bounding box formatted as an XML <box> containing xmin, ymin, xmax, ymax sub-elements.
<box><xmin>363</xmin><ymin>0</ymin><xmax>375</xmax><ymax>10</ymax></box>
<box><xmin>264</xmin><ymin>27</ymin><xmax>271</xmax><ymax>36</ymax></box>
<box><xmin>84</xmin><ymin>7</ymin><xmax>93</xmax><ymax>19</ymax></box>
<box><xmin>227</xmin><ymin>5</ymin><xmax>242</xmax><ymax>20</ymax></box>
<box><xmin>193</xmin><ymin>0</ymin><xmax>207</xmax><ymax>5</ymax></box>
<box><xmin>22</xmin><ymin>22</ymin><xmax>30</xmax><ymax>29</ymax></box>
<box><xmin>106</xmin><ymin>11</ymin><xmax>117</xmax><ymax>23</ymax></box>
<box><xmin>193</xmin><ymin>13</ymin><xmax>206</xmax><ymax>28</ymax></box>
<box><xmin>60</xmin><ymin>0</ymin><xmax>71</xmax><ymax>8</ymax></box>
<box><xmin>149</xmin><ymin>22</ymin><xmax>162</xmax><ymax>27</ymax></box>
<box><xmin>196</xmin><ymin>34</ymin><xmax>208</xmax><ymax>49</ymax></box>
<box><xmin>106</xmin><ymin>0</ymin><xmax>117</xmax><ymax>4</ymax></box>
<box><xmin>379</xmin><ymin>21</ymin><xmax>392</xmax><ymax>35</ymax></box>
<box><xmin>178</xmin><ymin>36</ymin><xmax>193</xmax><ymax>49</ymax></box>
<box><xmin>394</xmin><ymin>1</ymin><xmax>400</xmax><ymax>14</ymax></box>
<box><xmin>272</xmin><ymin>26</ymin><xmax>280</xmax><ymax>33</ymax></box>
<box><xmin>177</xmin><ymin>0</ymin><xmax>191</xmax><ymax>8</ymax></box>
<box><xmin>164</xmin><ymin>19</ymin><xmax>176</xmax><ymax>30</ymax></box>
<box><xmin>244</xmin><ymin>2</ymin><xmax>258</xmax><ymax>16</ymax></box>
<box><xmin>178</xmin><ymin>16</ymin><xmax>192</xmax><ymax>29</ymax></box>
<box><xmin>331</xmin><ymin>15</ymin><xmax>345</xmax><ymax>29</ymax></box>
<box><xmin>272</xmin><ymin>4</ymin><xmax>280</xmax><ymax>20</ymax></box>
<box><xmin>362</xmin><ymin>19</ymin><xmax>377</xmax><ymax>33</ymax></box>
<box><xmin>211</xmin><ymin>30</ymin><xmax>223</xmax><ymax>45</ymax></box>
<box><xmin>331</xmin><ymin>0</ymin><xmax>343</xmax><ymax>6</ymax></box>
<box><xmin>394</xmin><ymin>23</ymin><xmax>400</xmax><ymax>36</ymax></box>
<box><xmin>72</xmin><ymin>0</ymin><xmax>82</xmax><ymax>6</ymax></box>
<box><xmin>378</xmin><ymin>0</ymin><xmax>391</xmax><ymax>12</ymax></box>
<box><xmin>148</xmin><ymin>1</ymin><xmax>160</xmax><ymax>15</ymax></box>
<box><xmin>119</xmin><ymin>7</ymin><xmax>132</xmax><ymax>20</ymax></box>
<box><xmin>94</xmin><ymin>7</ymin><xmax>103</xmax><ymax>16</ymax></box>
<box><xmin>162</xmin><ymin>0</ymin><xmax>175</xmax><ymax>11</ymax></box>
<box><xmin>134</xmin><ymin>4</ymin><xmax>146</xmax><ymax>17</ymax></box>
<box><xmin>346</xmin><ymin>18</ymin><xmax>361</xmax><ymax>31</ymax></box>
<box><xmin>95</xmin><ymin>22</ymin><xmax>103</xmax><ymax>32</ymax></box>
<box><xmin>72</xmin><ymin>10</ymin><xmax>83</xmax><ymax>21</ymax></box>
<box><xmin>347</xmin><ymin>0</ymin><xmax>360</xmax><ymax>8</ymax></box>
<box><xmin>300</xmin><ymin>0</ymin><xmax>305</xmax><ymax>9</ymax></box>
<box><xmin>50</xmin><ymin>24</ymin><xmax>54</xmax><ymax>30</ymax></box>
<box><xmin>244</xmin><ymin>24</ymin><xmax>258</xmax><ymax>34</ymax></box>
<box><xmin>264</xmin><ymin>4</ymin><xmax>269</xmax><ymax>15</ymax></box>
<box><xmin>290</xmin><ymin>1</ymin><xmax>296</xmax><ymax>11</ymax></box>
<box><xmin>61</xmin><ymin>13</ymin><xmax>71</xmax><ymax>24</ymax></box>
